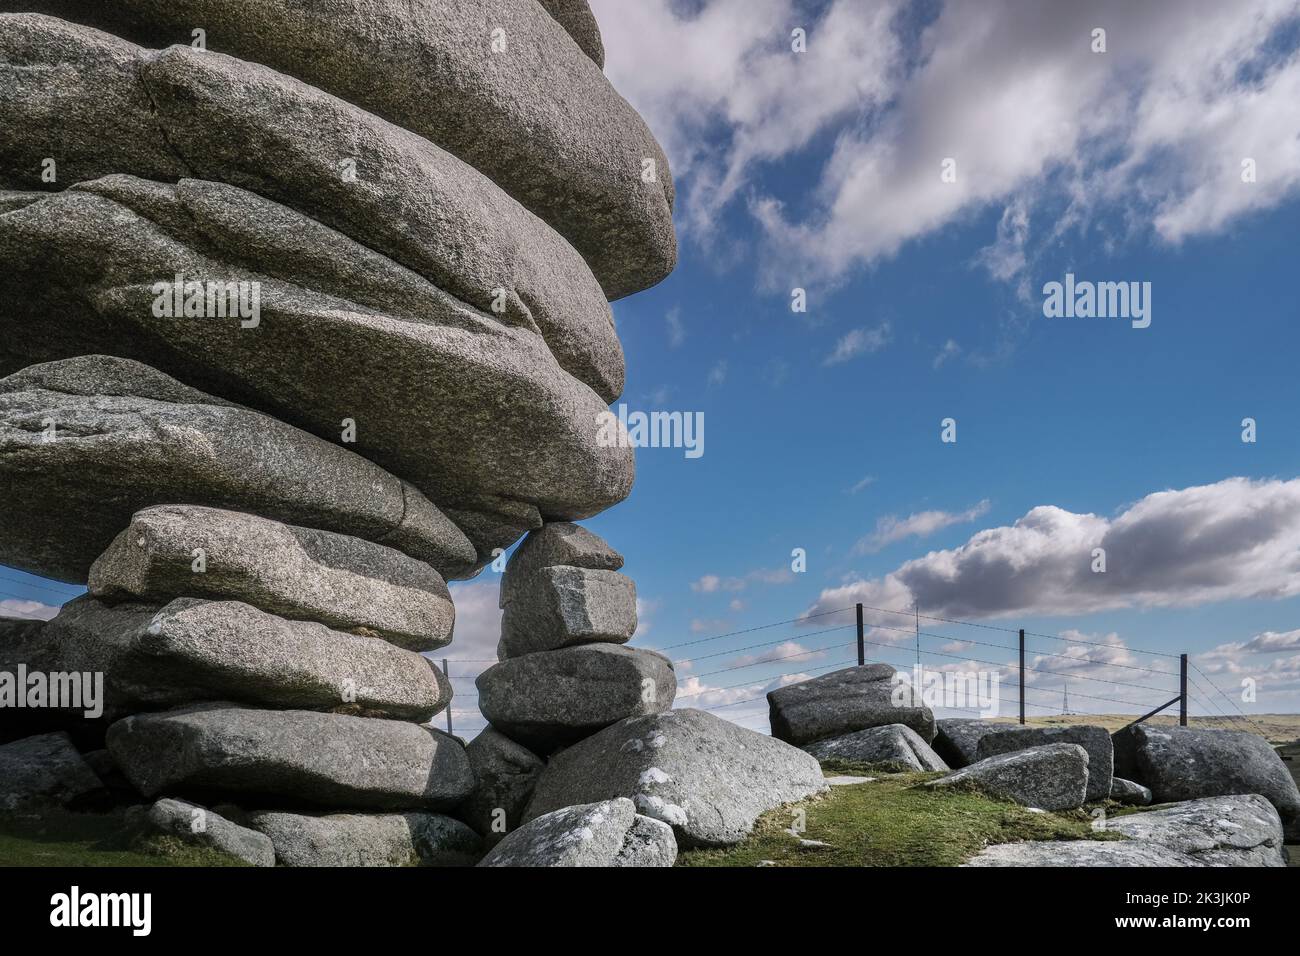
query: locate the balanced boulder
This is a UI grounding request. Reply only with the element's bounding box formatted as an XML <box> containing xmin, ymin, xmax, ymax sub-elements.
<box><xmin>107</xmin><ymin>704</ymin><xmax>473</xmax><ymax>811</ymax></box>
<box><xmin>0</xmin><ymin>355</ymin><xmax>473</xmax><ymax>581</ymax></box>
<box><xmin>247</xmin><ymin>810</ymin><xmax>481</xmax><ymax>867</ymax></box>
<box><xmin>499</xmin><ymin>521</ymin><xmax>624</xmax><ymax>608</ymax></box>
<box><xmin>480</xmin><ymin>798</ymin><xmax>676</xmax><ymax>868</ymax></box>
<box><xmin>39</xmin><ymin>596</ymin><xmax>450</xmax><ymax>721</ymax></box>
<box><xmin>524</xmin><ymin>709</ymin><xmax>828</xmax><ymax>847</ymax></box>
<box><xmin>976</xmin><ymin>724</ymin><xmax>1113</xmax><ymax>801</ymax></box>
<box><xmin>477</xmin><ymin>644</ymin><xmax>674</xmax><ymax>752</ymax></box>
<box><xmin>802</xmin><ymin>723</ymin><xmax>948</xmax><ymax>772</ymax></box>
<box><xmin>922</xmin><ymin>743</ymin><xmax>1089</xmax><ymax>811</ymax></box>
<box><xmin>498</xmin><ymin>566</ymin><xmax>637</xmax><ymax>659</ymax></box>
<box><xmin>142</xmin><ymin>797</ymin><xmax>274</xmax><ymax>867</ymax></box>
<box><xmin>1130</xmin><ymin>725</ymin><xmax>1300</xmax><ymax>840</ymax></box>
<box><xmin>457</xmin><ymin>727</ymin><xmax>545</xmax><ymax>847</ymax></box>
<box><xmin>767</xmin><ymin>664</ymin><xmax>936</xmax><ymax>746</ymax></box>
<box><xmin>89</xmin><ymin>505</ymin><xmax>455</xmax><ymax>651</ymax></box>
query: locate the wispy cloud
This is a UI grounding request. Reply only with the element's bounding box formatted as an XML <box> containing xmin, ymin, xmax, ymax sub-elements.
<box><xmin>854</xmin><ymin>500</ymin><xmax>991</xmax><ymax>554</ymax></box>
<box><xmin>823</xmin><ymin>324</ymin><xmax>890</xmax><ymax>366</ymax></box>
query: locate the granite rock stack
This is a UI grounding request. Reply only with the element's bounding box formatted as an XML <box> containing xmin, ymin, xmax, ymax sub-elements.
<box><xmin>0</xmin><ymin>2</ymin><xmax>675</xmax><ymax>866</ymax></box>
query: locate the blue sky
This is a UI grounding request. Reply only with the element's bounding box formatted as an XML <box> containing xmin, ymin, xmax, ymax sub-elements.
<box><xmin>5</xmin><ymin>0</ymin><xmax>1299</xmax><ymax>736</ymax></box>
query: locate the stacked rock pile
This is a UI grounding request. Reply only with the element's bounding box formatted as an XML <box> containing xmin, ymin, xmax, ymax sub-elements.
<box><xmin>0</xmin><ymin>1</ymin><xmax>678</xmax><ymax>865</ymax></box>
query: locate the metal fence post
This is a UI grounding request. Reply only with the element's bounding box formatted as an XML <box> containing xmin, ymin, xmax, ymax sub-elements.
<box><xmin>1179</xmin><ymin>653</ymin><xmax>1188</xmax><ymax>727</ymax></box>
<box><xmin>1019</xmin><ymin>629</ymin><xmax>1026</xmax><ymax>725</ymax></box>
<box><xmin>443</xmin><ymin>658</ymin><xmax>453</xmax><ymax>735</ymax></box>
<box><xmin>856</xmin><ymin>603</ymin><xmax>865</xmax><ymax>666</ymax></box>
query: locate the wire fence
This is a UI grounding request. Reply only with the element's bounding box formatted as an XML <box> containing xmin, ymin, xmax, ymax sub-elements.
<box><xmin>438</xmin><ymin>601</ymin><xmax>1268</xmax><ymax>740</ymax></box>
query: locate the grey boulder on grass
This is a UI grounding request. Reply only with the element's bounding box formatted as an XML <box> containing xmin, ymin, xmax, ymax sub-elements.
<box><xmin>497</xmin><ymin>566</ymin><xmax>637</xmax><ymax>659</ymax></box>
<box><xmin>0</xmin><ymin>732</ymin><xmax>104</xmax><ymax>811</ymax></box>
<box><xmin>767</xmin><ymin>664</ymin><xmax>936</xmax><ymax>746</ymax></box>
<box><xmin>1110</xmin><ymin>776</ymin><xmax>1153</xmax><ymax>806</ymax></box>
<box><xmin>976</xmin><ymin>724</ymin><xmax>1114</xmax><ymax>801</ymax></box>
<box><xmin>932</xmin><ymin>717</ymin><xmax>1008</xmax><ymax>768</ymax></box>
<box><xmin>89</xmin><ymin>505</ymin><xmax>455</xmax><ymax>651</ymax></box>
<box><xmin>0</xmin><ymin>355</ymin><xmax>472</xmax><ymax>582</ymax></box>
<box><xmin>524</xmin><ymin>709</ymin><xmax>828</xmax><ymax>847</ymax></box>
<box><xmin>107</xmin><ymin>704</ymin><xmax>473</xmax><ymax>811</ymax></box>
<box><xmin>1131</xmin><ymin>725</ymin><xmax>1300</xmax><ymax>840</ymax></box>
<box><xmin>142</xmin><ymin>798</ymin><xmax>274</xmax><ymax>867</ymax></box>
<box><xmin>802</xmin><ymin>723</ymin><xmax>948</xmax><ymax>772</ymax></box>
<box><xmin>499</xmin><ymin>522</ymin><xmax>624</xmax><ymax>608</ymax></box>
<box><xmin>457</xmin><ymin>727</ymin><xmax>545</xmax><ymax>847</ymax></box>
<box><xmin>922</xmin><ymin>743</ymin><xmax>1090</xmax><ymax>811</ymax></box>
<box><xmin>477</xmin><ymin>644</ymin><xmax>675</xmax><ymax>753</ymax></box>
<box><xmin>479</xmin><ymin>798</ymin><xmax>676</xmax><ymax>868</ymax></box>
<box><xmin>38</xmin><ymin>595</ymin><xmax>450</xmax><ymax>722</ymax></box>
<box><xmin>247</xmin><ymin>810</ymin><xmax>482</xmax><ymax>867</ymax></box>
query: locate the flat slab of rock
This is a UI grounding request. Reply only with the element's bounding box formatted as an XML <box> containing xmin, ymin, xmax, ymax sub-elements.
<box><xmin>933</xmin><ymin>718</ymin><xmax>1008</xmax><ymax>768</ymax></box>
<box><xmin>498</xmin><ymin>566</ymin><xmax>637</xmax><ymax>659</ymax></box>
<box><xmin>499</xmin><ymin>522</ymin><xmax>623</xmax><ymax>608</ymax></box>
<box><xmin>0</xmin><ymin>732</ymin><xmax>104</xmax><ymax>811</ymax></box>
<box><xmin>1108</xmin><ymin>794</ymin><xmax>1286</xmax><ymax>867</ymax></box>
<box><xmin>1111</xmin><ymin>777</ymin><xmax>1153</xmax><ymax>806</ymax></box>
<box><xmin>144</xmin><ymin>797</ymin><xmax>274</xmax><ymax>867</ymax></box>
<box><xmin>477</xmin><ymin>644</ymin><xmax>674</xmax><ymax>753</ymax></box>
<box><xmin>524</xmin><ymin>709</ymin><xmax>828</xmax><ymax>847</ymax></box>
<box><xmin>457</xmin><ymin>727</ymin><xmax>545</xmax><ymax>847</ymax></box>
<box><xmin>479</xmin><ymin>798</ymin><xmax>675</xmax><ymax>867</ymax></box>
<box><xmin>21</xmin><ymin>1</ymin><xmax>674</xmax><ymax>299</ymax></box>
<box><xmin>40</xmin><ymin>595</ymin><xmax>449</xmax><ymax>722</ymax></box>
<box><xmin>248</xmin><ymin>810</ymin><xmax>481</xmax><ymax>867</ymax></box>
<box><xmin>965</xmin><ymin>840</ymin><xmax>1202</xmax><ymax>867</ymax></box>
<box><xmin>767</xmin><ymin>664</ymin><xmax>936</xmax><ymax>746</ymax></box>
<box><xmin>977</xmin><ymin>724</ymin><xmax>1114</xmax><ymax>801</ymax></box>
<box><xmin>1132</xmin><ymin>726</ymin><xmax>1300</xmax><ymax>840</ymax></box>
<box><xmin>0</xmin><ymin>355</ymin><xmax>473</xmax><ymax>581</ymax></box>
<box><xmin>89</xmin><ymin>505</ymin><xmax>454</xmax><ymax>651</ymax></box>
<box><xmin>802</xmin><ymin>723</ymin><xmax>948</xmax><ymax>772</ymax></box>
<box><xmin>107</xmin><ymin>704</ymin><xmax>472</xmax><ymax>811</ymax></box>
<box><xmin>922</xmin><ymin>743</ymin><xmax>1089</xmax><ymax>811</ymax></box>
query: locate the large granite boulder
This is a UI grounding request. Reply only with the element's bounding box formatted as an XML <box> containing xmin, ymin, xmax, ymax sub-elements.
<box><xmin>38</xmin><ymin>596</ymin><xmax>450</xmax><ymax>721</ymax></box>
<box><xmin>9</xmin><ymin>1</ymin><xmax>672</xmax><ymax>299</ymax></box>
<box><xmin>0</xmin><ymin>355</ymin><xmax>473</xmax><ymax>581</ymax></box>
<box><xmin>498</xmin><ymin>566</ymin><xmax>637</xmax><ymax>659</ymax></box>
<box><xmin>0</xmin><ymin>732</ymin><xmax>105</xmax><ymax>811</ymax></box>
<box><xmin>524</xmin><ymin>709</ymin><xmax>828</xmax><ymax>847</ymax></box>
<box><xmin>976</xmin><ymin>724</ymin><xmax>1113</xmax><ymax>802</ymax></box>
<box><xmin>477</xmin><ymin>644</ymin><xmax>675</xmax><ymax>753</ymax></box>
<box><xmin>247</xmin><ymin>810</ymin><xmax>481</xmax><ymax>867</ymax></box>
<box><xmin>802</xmin><ymin>724</ymin><xmax>948</xmax><ymax>772</ymax></box>
<box><xmin>457</xmin><ymin>727</ymin><xmax>545</xmax><ymax>847</ymax></box>
<box><xmin>142</xmin><ymin>797</ymin><xmax>274</xmax><ymax>867</ymax></box>
<box><xmin>1108</xmin><ymin>794</ymin><xmax>1286</xmax><ymax>867</ymax></box>
<box><xmin>922</xmin><ymin>743</ymin><xmax>1089</xmax><ymax>811</ymax></box>
<box><xmin>89</xmin><ymin>505</ymin><xmax>455</xmax><ymax>651</ymax></box>
<box><xmin>107</xmin><ymin>704</ymin><xmax>473</xmax><ymax>811</ymax></box>
<box><xmin>767</xmin><ymin>664</ymin><xmax>936</xmax><ymax>746</ymax></box>
<box><xmin>965</xmin><ymin>841</ymin><xmax>1202</xmax><ymax>867</ymax></box>
<box><xmin>1130</xmin><ymin>725</ymin><xmax>1300</xmax><ymax>840</ymax></box>
<box><xmin>499</xmin><ymin>521</ymin><xmax>624</xmax><ymax>608</ymax></box>
<box><xmin>933</xmin><ymin>718</ymin><xmax>1009</xmax><ymax>768</ymax></box>
<box><xmin>479</xmin><ymin>798</ymin><xmax>676</xmax><ymax>868</ymax></box>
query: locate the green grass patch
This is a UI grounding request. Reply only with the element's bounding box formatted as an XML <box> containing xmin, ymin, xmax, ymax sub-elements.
<box><xmin>0</xmin><ymin>807</ymin><xmax>250</xmax><ymax>867</ymax></box>
<box><xmin>677</xmin><ymin>771</ymin><xmax>1120</xmax><ymax>867</ymax></box>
